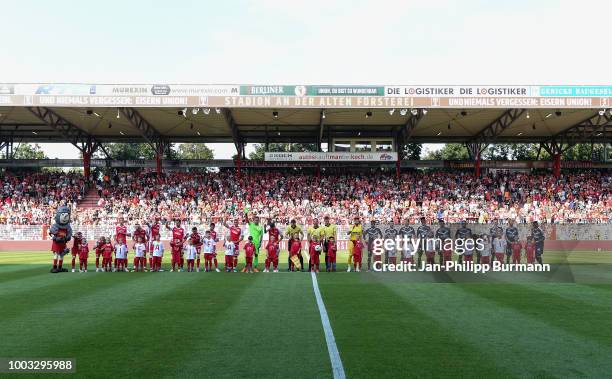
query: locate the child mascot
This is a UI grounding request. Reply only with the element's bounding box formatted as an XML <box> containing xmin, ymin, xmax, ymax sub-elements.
<box><xmin>49</xmin><ymin>206</ymin><xmax>73</xmax><ymax>273</ymax></box>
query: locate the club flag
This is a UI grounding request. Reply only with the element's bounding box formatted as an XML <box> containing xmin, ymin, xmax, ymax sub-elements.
<box><xmin>290</xmin><ymin>255</ymin><xmax>301</xmax><ymax>271</ymax></box>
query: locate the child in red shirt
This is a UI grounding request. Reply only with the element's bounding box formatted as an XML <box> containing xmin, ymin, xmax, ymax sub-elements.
<box><xmin>289</xmin><ymin>233</ymin><xmax>302</xmax><ymax>272</ymax></box>
<box><xmin>94</xmin><ymin>236</ymin><xmax>105</xmax><ymax>272</ymax></box>
<box><xmin>244</xmin><ymin>236</ymin><xmax>256</xmax><ymax>273</ymax></box>
<box><xmin>525</xmin><ymin>237</ymin><xmax>536</xmax><ymax>264</ymax></box>
<box><xmin>170</xmin><ymin>238</ymin><xmax>182</xmax><ymax>272</ymax></box>
<box><xmin>326</xmin><ymin>237</ymin><xmax>338</xmax><ymax>272</ymax></box>
<box><xmin>102</xmin><ymin>237</ymin><xmax>113</xmax><ymax>272</ymax></box>
<box><xmin>265</xmin><ymin>235</ymin><xmax>279</xmax><ymax>272</ymax></box>
<box><xmin>511</xmin><ymin>240</ymin><xmax>523</xmax><ymax>264</ymax></box>
<box><xmin>352</xmin><ymin>239</ymin><xmax>364</xmax><ymax>272</ymax></box>
<box><xmin>78</xmin><ymin>240</ymin><xmax>89</xmax><ymax>272</ymax></box>
<box><xmin>309</xmin><ymin>236</ymin><xmax>322</xmax><ymax>273</ymax></box>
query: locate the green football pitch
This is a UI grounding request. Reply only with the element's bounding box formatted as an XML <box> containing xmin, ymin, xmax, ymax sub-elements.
<box><xmin>1</xmin><ymin>250</ymin><xmax>612</xmax><ymax>378</ymax></box>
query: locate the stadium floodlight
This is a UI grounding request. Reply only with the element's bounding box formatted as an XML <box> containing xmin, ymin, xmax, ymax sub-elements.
<box><xmin>273</xmin><ymin>111</ymin><xmax>279</xmax><ymax>118</ymax></box>
<box><xmin>116</xmin><ymin>109</ymin><xmax>121</xmax><ymax>119</ymax></box>
<box><xmin>422</xmin><ymin>109</ymin><xmax>428</xmax><ymax>115</ymax></box>
<box><xmin>526</xmin><ymin>111</ymin><xmax>530</xmax><ymax>119</ymax></box>
<box><xmin>93</xmin><ymin>112</ymin><xmax>101</xmax><ymax>117</ymax></box>
<box><xmin>399</xmin><ymin>109</ymin><xmax>408</xmax><ymax>116</ymax></box>
<box><xmin>410</xmin><ymin>109</ymin><xmax>418</xmax><ymax>116</ymax></box>
<box><xmin>517</xmin><ymin>132</ymin><xmax>523</xmax><ymax>136</ymax></box>
<box><xmin>203</xmin><ymin>108</ymin><xmax>211</xmax><ymax>115</ymax></box>
<box><xmin>192</xmin><ymin>108</ymin><xmax>200</xmax><ymax>115</ymax></box>
<box><xmin>321</xmin><ymin>110</ymin><xmax>326</xmax><ymax>119</ymax></box>
<box><xmin>436</xmin><ymin>131</ymin><xmax>442</xmax><ymax>136</ymax></box>
<box><xmin>32</xmin><ymin>131</ymin><xmax>37</xmax><ymax>135</ymax></box>
<box><xmin>358</xmin><ymin>132</ymin><xmax>361</xmax><ymax>136</ymax></box>
<box><xmin>365</xmin><ymin>111</ymin><xmax>372</xmax><ymax>118</ymax></box>
<box><xmin>119</xmin><ymin>131</ymin><xmax>124</xmax><ymax>135</ymax></box>
<box><xmin>599</xmin><ymin>109</ymin><xmax>606</xmax><ymax>116</ymax></box>
<box><xmin>388</xmin><ymin>108</ymin><xmax>395</xmax><ymax>116</ymax></box>
<box><xmin>180</xmin><ymin>108</ymin><xmax>187</xmax><ymax>117</ymax></box>
<box><xmin>545</xmin><ymin>113</ymin><xmax>553</xmax><ymax>118</ymax></box>
<box><xmin>215</xmin><ymin>108</ymin><xmax>221</xmax><ymax>114</ymax></box>
<box><xmin>197</xmin><ymin>131</ymin><xmax>201</xmax><ymax>136</ymax></box>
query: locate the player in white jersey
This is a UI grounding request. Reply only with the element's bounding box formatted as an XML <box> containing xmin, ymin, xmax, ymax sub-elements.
<box><xmin>202</xmin><ymin>232</ymin><xmax>216</xmax><ymax>272</ymax></box>
<box><xmin>402</xmin><ymin>239</ymin><xmax>415</xmax><ymax>264</ymax></box>
<box><xmin>224</xmin><ymin>239</ymin><xmax>236</xmax><ymax>273</ymax></box>
<box><xmin>114</xmin><ymin>241</ymin><xmax>128</xmax><ymax>272</ymax></box>
<box><xmin>133</xmin><ymin>237</ymin><xmax>147</xmax><ymax>272</ymax></box>
<box><xmin>493</xmin><ymin>233</ymin><xmax>507</xmax><ymax>264</ymax></box>
<box><xmin>185</xmin><ymin>240</ymin><xmax>198</xmax><ymax>272</ymax></box>
<box><xmin>151</xmin><ymin>235</ymin><xmax>164</xmax><ymax>272</ymax></box>
<box><xmin>479</xmin><ymin>234</ymin><xmax>492</xmax><ymax>264</ymax></box>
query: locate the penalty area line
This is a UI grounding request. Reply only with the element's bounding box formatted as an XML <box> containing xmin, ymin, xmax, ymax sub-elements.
<box><xmin>310</xmin><ymin>271</ymin><xmax>346</xmax><ymax>379</ymax></box>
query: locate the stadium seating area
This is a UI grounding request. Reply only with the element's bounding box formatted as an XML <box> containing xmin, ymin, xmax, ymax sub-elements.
<box><xmin>0</xmin><ymin>170</ymin><xmax>610</xmax><ymax>226</ymax></box>
<box><xmin>0</xmin><ymin>172</ymin><xmax>87</xmax><ymax>225</ymax></box>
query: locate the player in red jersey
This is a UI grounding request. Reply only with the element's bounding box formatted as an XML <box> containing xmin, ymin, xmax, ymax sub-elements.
<box><xmin>78</xmin><ymin>239</ymin><xmax>89</xmax><ymax>272</ymax></box>
<box><xmin>71</xmin><ymin>232</ymin><xmax>84</xmax><ymax>272</ymax></box>
<box><xmin>511</xmin><ymin>240</ymin><xmax>523</xmax><ymax>264</ymax></box>
<box><xmin>169</xmin><ymin>238</ymin><xmax>182</xmax><ymax>272</ymax></box>
<box><xmin>223</xmin><ymin>218</ymin><xmax>243</xmax><ymax>271</ymax></box>
<box><xmin>166</xmin><ymin>220</ymin><xmax>186</xmax><ymax>271</ymax></box>
<box><xmin>94</xmin><ymin>236</ymin><xmax>105</xmax><ymax>272</ymax></box>
<box><xmin>114</xmin><ymin>217</ymin><xmax>130</xmax><ymax>244</ymax></box>
<box><xmin>265</xmin><ymin>221</ymin><xmax>281</xmax><ymax>247</ymax></box>
<box><xmin>132</xmin><ymin>223</ymin><xmax>148</xmax><ymax>271</ymax></box>
<box><xmin>352</xmin><ymin>239</ymin><xmax>364</xmax><ymax>272</ymax></box>
<box><xmin>326</xmin><ymin>237</ymin><xmax>338</xmax><ymax>272</ymax></box>
<box><xmin>309</xmin><ymin>236</ymin><xmax>322</xmax><ymax>273</ymax></box>
<box><xmin>244</xmin><ymin>236</ymin><xmax>256</xmax><ymax>273</ymax></box>
<box><xmin>265</xmin><ymin>235</ymin><xmax>279</xmax><ymax>272</ymax></box>
<box><xmin>525</xmin><ymin>236</ymin><xmax>536</xmax><ymax>264</ymax></box>
<box><xmin>209</xmin><ymin>223</ymin><xmax>220</xmax><ymax>272</ymax></box>
<box><xmin>114</xmin><ymin>217</ymin><xmax>130</xmax><ymax>270</ymax></box>
<box><xmin>189</xmin><ymin>227</ymin><xmax>203</xmax><ymax>272</ymax></box>
<box><xmin>147</xmin><ymin>219</ymin><xmax>162</xmax><ymax>271</ymax></box>
<box><xmin>288</xmin><ymin>233</ymin><xmax>302</xmax><ymax>272</ymax></box>
<box><xmin>102</xmin><ymin>237</ymin><xmax>114</xmax><ymax>272</ymax></box>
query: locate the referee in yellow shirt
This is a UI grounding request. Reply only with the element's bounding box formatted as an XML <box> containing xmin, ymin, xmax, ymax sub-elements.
<box><xmin>346</xmin><ymin>216</ymin><xmax>363</xmax><ymax>272</ymax></box>
<box><xmin>285</xmin><ymin>219</ymin><xmax>304</xmax><ymax>271</ymax></box>
<box><xmin>321</xmin><ymin>216</ymin><xmax>337</xmax><ymax>271</ymax></box>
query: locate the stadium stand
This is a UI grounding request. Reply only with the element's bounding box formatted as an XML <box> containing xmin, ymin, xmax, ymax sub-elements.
<box><xmin>1</xmin><ymin>170</ymin><xmax>610</xmax><ymax>228</ymax></box>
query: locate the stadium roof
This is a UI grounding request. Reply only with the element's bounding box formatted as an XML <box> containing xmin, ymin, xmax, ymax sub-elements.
<box><xmin>1</xmin><ymin>84</ymin><xmax>611</xmax><ymax>145</ymax></box>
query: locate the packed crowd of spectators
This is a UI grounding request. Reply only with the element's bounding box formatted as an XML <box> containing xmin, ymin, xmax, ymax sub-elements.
<box><xmin>0</xmin><ymin>172</ymin><xmax>87</xmax><ymax>225</ymax></box>
<box><xmin>0</xmin><ymin>169</ymin><xmax>610</xmax><ymax>226</ymax></box>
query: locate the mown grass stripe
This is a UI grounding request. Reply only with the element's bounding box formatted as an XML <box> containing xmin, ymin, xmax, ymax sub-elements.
<box><xmin>177</xmin><ymin>273</ymin><xmax>331</xmax><ymax>378</ymax></box>
<box><xmin>458</xmin><ymin>283</ymin><xmax>612</xmax><ymax>348</ymax></box>
<box><xmin>317</xmin><ymin>275</ymin><xmax>513</xmax><ymax>378</ymax></box>
<box><xmin>381</xmin><ymin>281</ymin><xmax>612</xmax><ymax>378</ymax></box>
<box><xmin>0</xmin><ymin>273</ymin><xmax>183</xmax><ymax>358</ymax></box>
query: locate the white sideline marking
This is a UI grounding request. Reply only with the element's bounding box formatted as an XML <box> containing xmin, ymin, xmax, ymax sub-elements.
<box><xmin>310</xmin><ymin>271</ymin><xmax>346</xmax><ymax>379</ymax></box>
